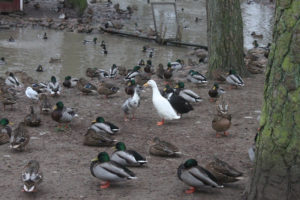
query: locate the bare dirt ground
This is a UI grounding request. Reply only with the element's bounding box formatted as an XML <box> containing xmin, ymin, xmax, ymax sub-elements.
<box><xmin>0</xmin><ymin>69</ymin><xmax>264</xmax><ymax>200</ymax></box>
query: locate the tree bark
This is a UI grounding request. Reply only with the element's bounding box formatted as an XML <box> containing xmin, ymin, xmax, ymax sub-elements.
<box><xmin>206</xmin><ymin>0</ymin><xmax>247</xmax><ymax>79</ymax></box>
<box><xmin>246</xmin><ymin>0</ymin><xmax>300</xmax><ymax>199</ymax></box>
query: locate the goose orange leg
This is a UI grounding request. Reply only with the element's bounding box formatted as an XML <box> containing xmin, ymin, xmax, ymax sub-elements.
<box><xmin>185</xmin><ymin>187</ymin><xmax>195</xmax><ymax>194</ymax></box>
<box><xmin>100</xmin><ymin>181</ymin><xmax>110</xmax><ymax>189</ymax></box>
<box><xmin>157</xmin><ymin>119</ymin><xmax>164</xmax><ymax>126</ymax></box>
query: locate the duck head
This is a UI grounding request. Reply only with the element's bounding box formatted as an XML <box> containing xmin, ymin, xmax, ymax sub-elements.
<box><xmin>65</xmin><ymin>76</ymin><xmax>71</xmax><ymax>81</ymax></box>
<box><xmin>51</xmin><ymin>76</ymin><xmax>57</xmax><ymax>83</ymax></box>
<box><xmin>143</xmin><ymin>80</ymin><xmax>157</xmax><ymax>88</ymax></box>
<box><xmin>0</xmin><ymin>118</ymin><xmax>9</xmax><ymax>126</ymax></box>
<box><xmin>92</xmin><ymin>116</ymin><xmax>105</xmax><ymax>123</ymax></box>
<box><xmin>92</xmin><ymin>152</ymin><xmax>110</xmax><ymax>162</ymax></box>
<box><xmin>115</xmin><ymin>142</ymin><xmax>126</xmax><ymax>151</ymax></box>
<box><xmin>175</xmin><ymin>82</ymin><xmax>185</xmax><ymax>89</ymax></box>
<box><xmin>183</xmin><ymin>159</ymin><xmax>198</xmax><ymax>169</ymax></box>
<box><xmin>54</xmin><ymin>101</ymin><xmax>64</xmax><ymax>110</ymax></box>
<box><xmin>133</xmin><ymin>66</ymin><xmax>141</xmax><ymax>72</ymax></box>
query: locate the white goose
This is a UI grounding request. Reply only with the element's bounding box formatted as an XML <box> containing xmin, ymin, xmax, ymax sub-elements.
<box><xmin>143</xmin><ymin>80</ymin><xmax>180</xmax><ymax>125</ymax></box>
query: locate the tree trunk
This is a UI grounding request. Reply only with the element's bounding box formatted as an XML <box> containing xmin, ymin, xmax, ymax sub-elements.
<box><xmin>206</xmin><ymin>0</ymin><xmax>247</xmax><ymax>79</ymax></box>
<box><xmin>246</xmin><ymin>0</ymin><xmax>300</xmax><ymax>199</ymax></box>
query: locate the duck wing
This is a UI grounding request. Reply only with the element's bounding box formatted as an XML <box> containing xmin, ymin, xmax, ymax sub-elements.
<box><xmin>189</xmin><ymin>166</ymin><xmax>222</xmax><ymax>187</ymax></box>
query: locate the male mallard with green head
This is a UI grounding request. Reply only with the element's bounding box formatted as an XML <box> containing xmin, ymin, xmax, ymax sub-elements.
<box><xmin>187</xmin><ymin>70</ymin><xmax>207</xmax><ymax>84</ymax></box>
<box><xmin>226</xmin><ymin>69</ymin><xmax>244</xmax><ymax>88</ymax></box>
<box><xmin>51</xmin><ymin>101</ymin><xmax>78</xmax><ymax>130</ymax></box>
<box><xmin>47</xmin><ymin>76</ymin><xmax>61</xmax><ymax>96</ymax></box>
<box><xmin>90</xmin><ymin>116</ymin><xmax>119</xmax><ymax>135</ymax></box>
<box><xmin>125</xmin><ymin>79</ymin><xmax>136</xmax><ymax>96</ymax></box>
<box><xmin>90</xmin><ymin>152</ymin><xmax>137</xmax><ymax>189</ymax></box>
<box><xmin>208</xmin><ymin>83</ymin><xmax>225</xmax><ymax>102</ymax></box>
<box><xmin>177</xmin><ymin>159</ymin><xmax>223</xmax><ymax>194</ymax></box>
<box><xmin>0</xmin><ymin>118</ymin><xmax>12</xmax><ymax>145</ymax></box>
<box><xmin>63</xmin><ymin>76</ymin><xmax>79</xmax><ymax>88</ymax></box>
<box><xmin>175</xmin><ymin>81</ymin><xmax>202</xmax><ymax>103</ymax></box>
<box><xmin>111</xmin><ymin>142</ymin><xmax>147</xmax><ymax>167</ymax></box>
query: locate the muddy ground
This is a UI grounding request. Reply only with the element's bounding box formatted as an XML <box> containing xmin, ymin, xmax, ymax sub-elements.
<box><xmin>0</xmin><ymin>69</ymin><xmax>264</xmax><ymax>199</ymax></box>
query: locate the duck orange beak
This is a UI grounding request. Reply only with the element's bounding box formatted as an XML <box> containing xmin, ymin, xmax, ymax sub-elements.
<box><xmin>52</xmin><ymin>105</ymin><xmax>57</xmax><ymax>110</ymax></box>
<box><xmin>143</xmin><ymin>83</ymin><xmax>149</xmax><ymax>87</ymax></box>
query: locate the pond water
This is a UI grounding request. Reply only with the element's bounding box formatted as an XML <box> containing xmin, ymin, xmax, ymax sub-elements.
<box><xmin>0</xmin><ymin>0</ymin><xmax>274</xmax><ymax>80</ymax></box>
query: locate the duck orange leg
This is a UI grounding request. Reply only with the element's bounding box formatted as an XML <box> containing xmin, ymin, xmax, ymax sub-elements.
<box><xmin>224</xmin><ymin>131</ymin><xmax>230</xmax><ymax>136</ymax></box>
<box><xmin>216</xmin><ymin>132</ymin><xmax>222</xmax><ymax>138</ymax></box>
<box><xmin>157</xmin><ymin>119</ymin><xmax>164</xmax><ymax>126</ymax></box>
<box><xmin>185</xmin><ymin>187</ymin><xmax>195</xmax><ymax>194</ymax></box>
<box><xmin>100</xmin><ymin>181</ymin><xmax>110</xmax><ymax>189</ymax></box>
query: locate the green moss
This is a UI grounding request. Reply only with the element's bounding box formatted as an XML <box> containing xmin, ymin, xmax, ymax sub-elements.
<box><xmin>282</xmin><ymin>55</ymin><xmax>295</xmax><ymax>73</ymax></box>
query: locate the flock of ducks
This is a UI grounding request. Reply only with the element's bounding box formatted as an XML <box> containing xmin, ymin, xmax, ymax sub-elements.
<box><xmin>0</xmin><ymin>35</ymin><xmax>248</xmax><ymax>195</ymax></box>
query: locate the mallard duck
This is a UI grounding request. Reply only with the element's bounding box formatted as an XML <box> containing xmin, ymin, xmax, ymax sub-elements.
<box><xmin>21</xmin><ymin>160</ymin><xmax>43</xmax><ymax>192</ymax></box>
<box><xmin>111</xmin><ymin>142</ymin><xmax>147</xmax><ymax>167</ymax></box>
<box><xmin>42</xmin><ymin>32</ymin><xmax>47</xmax><ymax>40</ymax></box>
<box><xmin>90</xmin><ymin>116</ymin><xmax>119</xmax><ymax>135</ymax></box>
<box><xmin>10</xmin><ymin>122</ymin><xmax>30</xmax><ymax>151</ymax></box>
<box><xmin>0</xmin><ymin>57</ymin><xmax>6</xmax><ymax>65</ymax></box>
<box><xmin>83</xmin><ymin>37</ymin><xmax>97</xmax><ymax>44</ymax></box>
<box><xmin>109</xmin><ymin>64</ymin><xmax>118</xmax><ymax>78</ymax></box>
<box><xmin>205</xmin><ymin>157</ymin><xmax>243</xmax><ymax>184</ymax></box>
<box><xmin>24</xmin><ymin>106</ymin><xmax>41</xmax><ymax>127</ymax></box>
<box><xmin>47</xmin><ymin>76</ymin><xmax>61</xmax><ymax>96</ymax></box>
<box><xmin>5</xmin><ymin>72</ymin><xmax>22</xmax><ymax>88</ymax></box>
<box><xmin>156</xmin><ymin>63</ymin><xmax>164</xmax><ymax>79</ymax></box>
<box><xmin>86</xmin><ymin>68</ymin><xmax>100</xmax><ymax>79</ymax></box>
<box><xmin>139</xmin><ymin>59</ymin><xmax>145</xmax><ymax>66</ymax></box>
<box><xmin>36</xmin><ymin>65</ymin><xmax>43</xmax><ymax>72</ymax></box>
<box><xmin>226</xmin><ymin>69</ymin><xmax>244</xmax><ymax>88</ymax></box>
<box><xmin>124</xmin><ymin>66</ymin><xmax>141</xmax><ymax>81</ymax></box>
<box><xmin>31</xmin><ymin>82</ymin><xmax>48</xmax><ymax>94</ymax></box>
<box><xmin>248</xmin><ymin>132</ymin><xmax>258</xmax><ymax>162</ymax></box>
<box><xmin>100</xmin><ymin>40</ymin><xmax>105</xmax><ymax>48</ymax></box>
<box><xmin>164</xmin><ymin>85</ymin><xmax>193</xmax><ymax>116</ymax></box>
<box><xmin>39</xmin><ymin>94</ymin><xmax>51</xmax><ymax>114</ymax></box>
<box><xmin>212</xmin><ymin>98</ymin><xmax>231</xmax><ymax>137</ymax></box>
<box><xmin>163</xmin><ymin>66</ymin><xmax>173</xmax><ymax>83</ymax></box>
<box><xmin>144</xmin><ymin>60</ymin><xmax>154</xmax><ymax>74</ymax></box>
<box><xmin>187</xmin><ymin>70</ymin><xmax>207</xmax><ymax>84</ymax></box>
<box><xmin>83</xmin><ymin>128</ymin><xmax>116</xmax><ymax>147</ymax></box>
<box><xmin>253</xmin><ymin>40</ymin><xmax>259</xmax><ymax>48</ymax></box>
<box><xmin>51</xmin><ymin>101</ymin><xmax>78</xmax><ymax>129</ymax></box>
<box><xmin>177</xmin><ymin>159</ymin><xmax>223</xmax><ymax>194</ymax></box>
<box><xmin>208</xmin><ymin>83</ymin><xmax>225</xmax><ymax>101</ymax></box>
<box><xmin>175</xmin><ymin>82</ymin><xmax>202</xmax><ymax>103</ymax></box>
<box><xmin>149</xmin><ymin>137</ymin><xmax>181</xmax><ymax>157</ymax></box>
<box><xmin>122</xmin><ymin>86</ymin><xmax>141</xmax><ymax>121</ymax></box>
<box><xmin>63</xmin><ymin>76</ymin><xmax>79</xmax><ymax>88</ymax></box>
<box><xmin>97</xmin><ymin>81</ymin><xmax>119</xmax><ymax>98</ymax></box>
<box><xmin>0</xmin><ymin>86</ymin><xmax>17</xmax><ymax>110</ymax></box>
<box><xmin>118</xmin><ymin>66</ymin><xmax>127</xmax><ymax>76</ymax></box>
<box><xmin>168</xmin><ymin>59</ymin><xmax>183</xmax><ymax>71</ymax></box>
<box><xmin>25</xmin><ymin>87</ymin><xmax>39</xmax><ymax>100</ymax></box>
<box><xmin>97</xmin><ymin>69</ymin><xmax>109</xmax><ymax>80</ymax></box>
<box><xmin>90</xmin><ymin>152</ymin><xmax>137</xmax><ymax>189</ymax></box>
<box><xmin>125</xmin><ymin>79</ymin><xmax>136</xmax><ymax>96</ymax></box>
<box><xmin>8</xmin><ymin>36</ymin><xmax>15</xmax><ymax>42</ymax></box>
<box><xmin>251</xmin><ymin>31</ymin><xmax>263</xmax><ymax>39</ymax></box>
<box><xmin>0</xmin><ymin>118</ymin><xmax>12</xmax><ymax>145</ymax></box>
<box><xmin>143</xmin><ymin>80</ymin><xmax>180</xmax><ymax>126</ymax></box>
<box><xmin>134</xmin><ymin>72</ymin><xmax>151</xmax><ymax>86</ymax></box>
<box><xmin>77</xmin><ymin>78</ymin><xmax>97</xmax><ymax>95</ymax></box>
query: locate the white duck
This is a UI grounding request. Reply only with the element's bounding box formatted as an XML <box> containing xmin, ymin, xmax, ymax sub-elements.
<box><xmin>143</xmin><ymin>80</ymin><xmax>180</xmax><ymax>125</ymax></box>
<box><xmin>121</xmin><ymin>86</ymin><xmax>141</xmax><ymax>121</ymax></box>
<box><xmin>25</xmin><ymin>87</ymin><xmax>39</xmax><ymax>100</ymax></box>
